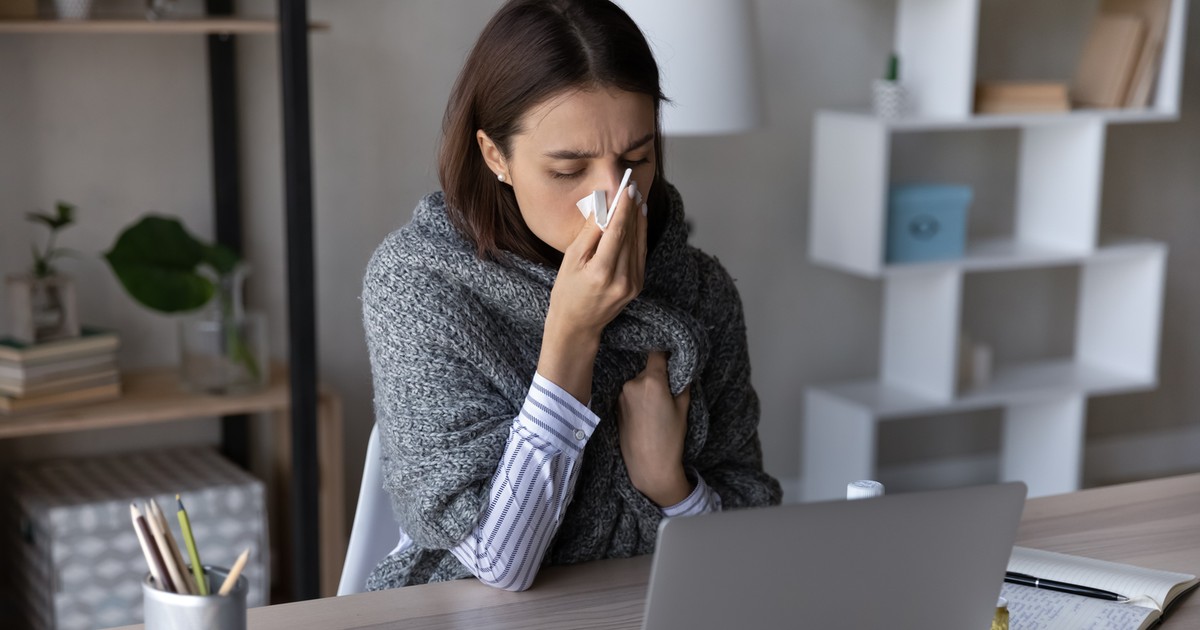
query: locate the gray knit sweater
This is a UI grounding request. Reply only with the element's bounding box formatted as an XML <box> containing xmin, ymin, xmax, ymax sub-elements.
<box><xmin>361</xmin><ymin>183</ymin><xmax>781</xmax><ymax>590</ymax></box>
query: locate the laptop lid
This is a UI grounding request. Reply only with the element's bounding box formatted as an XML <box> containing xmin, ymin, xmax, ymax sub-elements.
<box><xmin>642</xmin><ymin>482</ymin><xmax>1027</xmax><ymax>630</ymax></box>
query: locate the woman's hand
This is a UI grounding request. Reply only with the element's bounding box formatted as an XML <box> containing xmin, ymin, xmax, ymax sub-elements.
<box><xmin>538</xmin><ymin>182</ymin><xmax>648</xmax><ymax>404</ymax></box>
<box><xmin>618</xmin><ymin>351</ymin><xmax>692</xmax><ymax>507</ymax></box>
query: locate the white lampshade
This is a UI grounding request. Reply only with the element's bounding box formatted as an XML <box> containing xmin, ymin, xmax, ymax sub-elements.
<box><xmin>616</xmin><ymin>0</ymin><xmax>764</xmax><ymax>135</ymax></box>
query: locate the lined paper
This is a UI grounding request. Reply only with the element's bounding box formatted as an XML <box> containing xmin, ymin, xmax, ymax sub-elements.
<box><xmin>1002</xmin><ymin>583</ymin><xmax>1155</xmax><ymax>630</ymax></box>
<box><xmin>1010</xmin><ymin>546</ymin><xmax>1197</xmax><ymax>611</ymax></box>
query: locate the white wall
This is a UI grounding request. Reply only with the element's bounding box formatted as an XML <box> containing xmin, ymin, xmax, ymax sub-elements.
<box><xmin>2</xmin><ymin>0</ymin><xmax>1198</xmax><ymax>526</ymax></box>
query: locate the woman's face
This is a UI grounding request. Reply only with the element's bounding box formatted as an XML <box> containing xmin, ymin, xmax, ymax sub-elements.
<box><xmin>478</xmin><ymin>87</ymin><xmax>657</xmax><ymax>253</ymax></box>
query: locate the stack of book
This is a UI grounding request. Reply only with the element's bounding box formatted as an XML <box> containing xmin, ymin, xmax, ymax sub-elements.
<box><xmin>0</xmin><ymin>327</ymin><xmax>122</xmax><ymax>415</ymax></box>
<box><xmin>1074</xmin><ymin>0</ymin><xmax>1172</xmax><ymax>109</ymax></box>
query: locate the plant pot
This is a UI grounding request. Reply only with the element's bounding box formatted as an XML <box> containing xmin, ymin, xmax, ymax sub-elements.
<box><xmin>5</xmin><ymin>273</ymin><xmax>81</xmax><ymax>344</ymax></box>
<box><xmin>872</xmin><ymin>79</ymin><xmax>908</xmax><ymax>119</ymax></box>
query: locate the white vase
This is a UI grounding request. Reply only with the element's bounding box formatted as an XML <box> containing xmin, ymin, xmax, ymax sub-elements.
<box><xmin>54</xmin><ymin>0</ymin><xmax>93</xmax><ymax>20</ymax></box>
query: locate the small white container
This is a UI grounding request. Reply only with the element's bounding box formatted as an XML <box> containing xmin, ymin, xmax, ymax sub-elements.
<box><xmin>872</xmin><ymin>79</ymin><xmax>908</xmax><ymax>119</ymax></box>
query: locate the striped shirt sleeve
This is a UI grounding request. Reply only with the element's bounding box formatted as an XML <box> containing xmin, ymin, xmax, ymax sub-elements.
<box><xmin>449</xmin><ymin>372</ymin><xmax>599</xmax><ymax>591</ymax></box>
<box><xmin>660</xmin><ymin>468</ymin><xmax>722</xmax><ymax>518</ymax></box>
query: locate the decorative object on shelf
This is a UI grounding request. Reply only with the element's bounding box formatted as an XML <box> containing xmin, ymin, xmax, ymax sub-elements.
<box><xmin>885</xmin><ymin>184</ymin><xmax>972</xmax><ymax>264</ymax></box>
<box><xmin>956</xmin><ymin>330</ymin><xmax>994</xmax><ymax>392</ymax></box>
<box><xmin>975</xmin><ymin>81</ymin><xmax>1070</xmax><ymax>115</ymax></box>
<box><xmin>0</xmin><ymin>0</ymin><xmax>35</xmax><ymax>19</ymax></box>
<box><xmin>53</xmin><ymin>0</ymin><xmax>93</xmax><ymax>20</ymax></box>
<box><xmin>6</xmin><ymin>201</ymin><xmax>82</xmax><ymax>345</ymax></box>
<box><xmin>872</xmin><ymin>53</ymin><xmax>907</xmax><ymax>119</ymax></box>
<box><xmin>104</xmin><ymin>215</ymin><xmax>267</xmax><ymax>395</ymax></box>
<box><xmin>144</xmin><ymin>0</ymin><xmax>180</xmax><ymax>20</ymax></box>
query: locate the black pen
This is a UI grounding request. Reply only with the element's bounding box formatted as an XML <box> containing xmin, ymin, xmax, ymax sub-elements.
<box><xmin>1005</xmin><ymin>572</ymin><xmax>1130</xmax><ymax>602</ymax></box>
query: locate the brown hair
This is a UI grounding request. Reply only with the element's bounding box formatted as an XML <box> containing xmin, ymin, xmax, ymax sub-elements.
<box><xmin>438</xmin><ymin>0</ymin><xmax>669</xmax><ymax>267</ymax></box>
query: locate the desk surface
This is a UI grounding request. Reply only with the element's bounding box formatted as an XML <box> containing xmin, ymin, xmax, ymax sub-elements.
<box><xmin>118</xmin><ymin>472</ymin><xmax>1200</xmax><ymax>630</ymax></box>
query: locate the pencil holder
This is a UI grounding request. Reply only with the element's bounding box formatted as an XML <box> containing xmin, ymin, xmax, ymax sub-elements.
<box><xmin>142</xmin><ymin>565</ymin><xmax>247</xmax><ymax>630</ymax></box>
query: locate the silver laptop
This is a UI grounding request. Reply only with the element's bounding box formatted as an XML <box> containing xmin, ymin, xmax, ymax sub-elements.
<box><xmin>643</xmin><ymin>482</ymin><xmax>1027</xmax><ymax>630</ymax></box>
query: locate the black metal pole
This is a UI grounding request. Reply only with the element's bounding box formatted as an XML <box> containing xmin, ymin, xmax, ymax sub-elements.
<box><xmin>278</xmin><ymin>0</ymin><xmax>320</xmax><ymax>602</ymax></box>
<box><xmin>205</xmin><ymin>0</ymin><xmax>252</xmax><ymax>471</ymax></box>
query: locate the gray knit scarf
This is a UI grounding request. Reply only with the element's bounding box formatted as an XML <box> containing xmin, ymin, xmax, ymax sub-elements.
<box><xmin>361</xmin><ymin>183</ymin><xmax>781</xmax><ymax>590</ymax></box>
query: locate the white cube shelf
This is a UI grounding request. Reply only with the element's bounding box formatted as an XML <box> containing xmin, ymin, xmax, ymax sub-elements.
<box><xmin>803</xmin><ymin>0</ymin><xmax>1186</xmax><ymax>501</ymax></box>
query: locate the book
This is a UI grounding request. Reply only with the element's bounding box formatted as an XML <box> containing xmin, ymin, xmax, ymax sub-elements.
<box><xmin>0</xmin><ymin>368</ymin><xmax>120</xmax><ymax>398</ymax></box>
<box><xmin>1101</xmin><ymin>0</ymin><xmax>1173</xmax><ymax>108</ymax></box>
<box><xmin>0</xmin><ymin>354</ymin><xmax>116</xmax><ymax>382</ymax></box>
<box><xmin>0</xmin><ymin>382</ymin><xmax>122</xmax><ymax>415</ymax></box>
<box><xmin>0</xmin><ymin>326</ymin><xmax>120</xmax><ymax>366</ymax></box>
<box><xmin>975</xmin><ymin>82</ymin><xmax>1070</xmax><ymax>114</ymax></box>
<box><xmin>1003</xmin><ymin>546</ymin><xmax>1199</xmax><ymax>630</ymax></box>
<box><xmin>1073</xmin><ymin>13</ymin><xmax>1147</xmax><ymax>108</ymax></box>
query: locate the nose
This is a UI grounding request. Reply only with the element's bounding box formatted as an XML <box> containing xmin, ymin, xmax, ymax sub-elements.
<box><xmin>590</xmin><ymin>165</ymin><xmax>626</xmax><ymax>200</ymax></box>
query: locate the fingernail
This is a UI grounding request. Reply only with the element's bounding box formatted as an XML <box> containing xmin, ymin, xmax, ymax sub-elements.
<box><xmin>641</xmin><ymin>203</ymin><xmax>648</xmax><ymax>217</ymax></box>
<box><xmin>627</xmin><ymin>181</ymin><xmax>638</xmax><ymax>199</ymax></box>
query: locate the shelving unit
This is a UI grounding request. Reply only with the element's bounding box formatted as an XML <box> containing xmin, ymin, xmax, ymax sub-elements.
<box><xmin>0</xmin><ymin>18</ymin><xmax>328</xmax><ymax>34</ymax></box>
<box><xmin>1</xmin><ymin>3</ymin><xmax>328</xmax><ymax>601</ymax></box>
<box><xmin>803</xmin><ymin>0</ymin><xmax>1187</xmax><ymax>501</ymax></box>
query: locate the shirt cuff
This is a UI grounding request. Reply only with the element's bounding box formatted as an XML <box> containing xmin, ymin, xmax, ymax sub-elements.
<box><xmin>661</xmin><ymin>470</ymin><xmax>721</xmax><ymax>517</ymax></box>
<box><xmin>515</xmin><ymin>372</ymin><xmax>601</xmax><ymax>455</ymax></box>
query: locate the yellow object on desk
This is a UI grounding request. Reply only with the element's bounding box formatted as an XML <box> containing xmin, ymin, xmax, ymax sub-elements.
<box><xmin>992</xmin><ymin>596</ymin><xmax>1009</xmax><ymax>630</ymax></box>
<box><xmin>177</xmin><ymin>495</ymin><xmax>209</xmax><ymax>595</ymax></box>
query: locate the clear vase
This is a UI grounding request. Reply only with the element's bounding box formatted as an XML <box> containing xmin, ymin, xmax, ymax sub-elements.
<box><xmin>177</xmin><ymin>264</ymin><xmax>269</xmax><ymax>395</ymax></box>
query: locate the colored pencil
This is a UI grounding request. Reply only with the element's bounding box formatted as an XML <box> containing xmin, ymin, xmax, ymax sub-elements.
<box><xmin>146</xmin><ymin>498</ymin><xmax>191</xmax><ymax>595</ymax></box>
<box><xmin>176</xmin><ymin>495</ymin><xmax>209</xmax><ymax>595</ymax></box>
<box><xmin>131</xmin><ymin>502</ymin><xmax>176</xmax><ymax>593</ymax></box>
<box><xmin>150</xmin><ymin>498</ymin><xmax>197</xmax><ymax>594</ymax></box>
<box><xmin>218</xmin><ymin>547</ymin><xmax>250</xmax><ymax>596</ymax></box>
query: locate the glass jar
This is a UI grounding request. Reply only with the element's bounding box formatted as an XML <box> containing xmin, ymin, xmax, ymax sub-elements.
<box><xmin>177</xmin><ymin>264</ymin><xmax>268</xmax><ymax>395</ymax></box>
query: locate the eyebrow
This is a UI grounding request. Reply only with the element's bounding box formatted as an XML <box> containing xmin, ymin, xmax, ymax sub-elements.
<box><xmin>543</xmin><ymin>132</ymin><xmax>655</xmax><ymax>160</ymax></box>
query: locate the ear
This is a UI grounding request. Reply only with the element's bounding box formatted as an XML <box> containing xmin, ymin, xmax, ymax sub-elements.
<box><xmin>476</xmin><ymin>130</ymin><xmax>509</xmax><ymax>180</ymax></box>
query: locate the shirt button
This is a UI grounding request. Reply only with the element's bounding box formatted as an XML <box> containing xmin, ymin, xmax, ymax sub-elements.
<box><xmin>574</xmin><ymin>429</ymin><xmax>586</xmax><ymax>441</ymax></box>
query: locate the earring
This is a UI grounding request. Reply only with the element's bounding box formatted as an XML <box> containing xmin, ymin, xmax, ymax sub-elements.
<box><xmin>497</xmin><ymin>173</ymin><xmax>505</xmax><ymax>183</ymax></box>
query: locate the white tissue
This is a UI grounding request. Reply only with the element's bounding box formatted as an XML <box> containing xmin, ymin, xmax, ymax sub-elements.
<box><xmin>575</xmin><ymin>185</ymin><xmax>644</xmax><ymax>231</ymax></box>
<box><xmin>576</xmin><ymin>190</ymin><xmax>609</xmax><ymax>229</ymax></box>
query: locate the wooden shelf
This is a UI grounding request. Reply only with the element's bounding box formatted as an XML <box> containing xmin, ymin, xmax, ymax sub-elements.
<box><xmin>0</xmin><ymin>18</ymin><xmax>329</xmax><ymax>35</ymax></box>
<box><xmin>0</xmin><ymin>362</ymin><xmax>320</xmax><ymax>438</ymax></box>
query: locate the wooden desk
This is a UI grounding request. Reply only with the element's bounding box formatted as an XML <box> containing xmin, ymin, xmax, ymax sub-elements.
<box><xmin>113</xmin><ymin>473</ymin><xmax>1200</xmax><ymax>629</ymax></box>
<box><xmin>1</xmin><ymin>363</ymin><xmax>347</xmax><ymax>597</ymax></box>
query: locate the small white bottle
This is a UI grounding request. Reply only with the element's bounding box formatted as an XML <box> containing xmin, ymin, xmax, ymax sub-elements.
<box><xmin>846</xmin><ymin>480</ymin><xmax>885</xmax><ymax>500</ymax></box>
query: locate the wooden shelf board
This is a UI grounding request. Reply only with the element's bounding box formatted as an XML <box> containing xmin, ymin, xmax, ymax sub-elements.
<box><xmin>811</xmin><ymin>358</ymin><xmax>1154</xmax><ymax>419</ymax></box>
<box><xmin>882</xmin><ymin>237</ymin><xmax>1165</xmax><ymax>277</ymax></box>
<box><xmin>0</xmin><ymin>18</ymin><xmax>329</xmax><ymax>35</ymax></box>
<box><xmin>0</xmin><ymin>362</ymin><xmax>325</xmax><ymax>439</ymax></box>
<box><xmin>821</xmin><ymin>108</ymin><xmax>1178</xmax><ymax>132</ymax></box>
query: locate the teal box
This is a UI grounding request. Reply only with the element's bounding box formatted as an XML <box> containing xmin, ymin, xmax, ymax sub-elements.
<box><xmin>885</xmin><ymin>184</ymin><xmax>973</xmax><ymax>264</ymax></box>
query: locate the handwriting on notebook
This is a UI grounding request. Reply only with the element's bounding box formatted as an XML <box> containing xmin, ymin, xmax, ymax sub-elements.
<box><xmin>1001</xmin><ymin>583</ymin><xmax>1153</xmax><ymax>630</ymax></box>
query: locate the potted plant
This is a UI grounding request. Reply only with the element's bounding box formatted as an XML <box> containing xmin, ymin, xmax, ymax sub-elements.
<box><xmin>104</xmin><ymin>215</ymin><xmax>266</xmax><ymax>394</ymax></box>
<box><xmin>6</xmin><ymin>201</ymin><xmax>82</xmax><ymax>344</ymax></box>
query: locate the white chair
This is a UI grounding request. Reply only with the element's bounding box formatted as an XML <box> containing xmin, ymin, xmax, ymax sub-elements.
<box><xmin>337</xmin><ymin>424</ymin><xmax>399</xmax><ymax>595</ymax></box>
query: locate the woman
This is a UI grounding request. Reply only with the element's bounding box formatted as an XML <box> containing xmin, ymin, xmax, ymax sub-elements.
<box><xmin>362</xmin><ymin>0</ymin><xmax>781</xmax><ymax>592</ymax></box>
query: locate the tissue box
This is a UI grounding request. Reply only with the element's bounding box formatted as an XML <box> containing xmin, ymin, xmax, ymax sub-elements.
<box><xmin>886</xmin><ymin>184</ymin><xmax>973</xmax><ymax>264</ymax></box>
<box><xmin>1</xmin><ymin>448</ymin><xmax>269</xmax><ymax>630</ymax></box>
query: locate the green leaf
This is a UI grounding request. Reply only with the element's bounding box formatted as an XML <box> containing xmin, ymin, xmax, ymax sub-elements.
<box><xmin>54</xmin><ymin>201</ymin><xmax>76</xmax><ymax>228</ymax></box>
<box><xmin>104</xmin><ymin>216</ymin><xmax>213</xmax><ymax>313</ymax></box>
<box><xmin>25</xmin><ymin>212</ymin><xmax>57</xmax><ymax>229</ymax></box>
<box><xmin>105</xmin><ymin>257</ymin><xmax>215</xmax><ymax>312</ymax></box>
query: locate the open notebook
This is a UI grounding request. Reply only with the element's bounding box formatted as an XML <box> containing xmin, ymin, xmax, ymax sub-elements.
<box><xmin>1003</xmin><ymin>546</ymin><xmax>1199</xmax><ymax>630</ymax></box>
